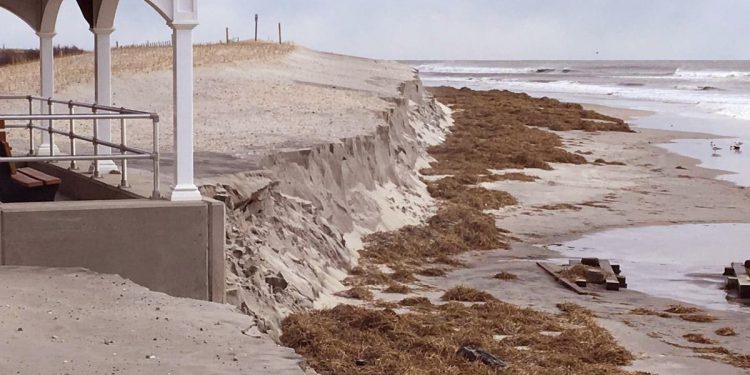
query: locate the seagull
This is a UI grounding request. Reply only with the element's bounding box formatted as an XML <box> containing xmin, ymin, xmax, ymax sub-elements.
<box><xmin>731</xmin><ymin>141</ymin><xmax>742</xmax><ymax>152</ymax></box>
<box><xmin>711</xmin><ymin>141</ymin><xmax>722</xmax><ymax>157</ymax></box>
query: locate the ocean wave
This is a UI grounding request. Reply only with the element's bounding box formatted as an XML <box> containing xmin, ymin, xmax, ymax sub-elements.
<box><xmin>422</xmin><ymin>76</ymin><xmax>750</xmax><ymax>121</ymax></box>
<box><xmin>674</xmin><ymin>69</ymin><xmax>750</xmax><ymax>79</ymax></box>
<box><xmin>675</xmin><ymin>84</ymin><xmax>722</xmax><ymax>91</ymax></box>
<box><xmin>416</xmin><ymin>64</ymin><xmax>557</xmax><ymax>75</ymax></box>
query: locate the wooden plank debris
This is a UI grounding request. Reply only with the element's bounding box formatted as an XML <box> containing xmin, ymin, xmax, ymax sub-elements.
<box><xmin>598</xmin><ymin>259</ymin><xmax>621</xmax><ymax>291</ymax></box>
<box><xmin>722</xmin><ymin>261</ymin><xmax>750</xmax><ymax>299</ymax></box>
<box><xmin>732</xmin><ymin>262</ymin><xmax>750</xmax><ymax>298</ymax></box>
<box><xmin>547</xmin><ymin>258</ymin><xmax>627</xmax><ymax>294</ymax></box>
<box><xmin>536</xmin><ymin>262</ymin><xmax>590</xmax><ymax>295</ymax></box>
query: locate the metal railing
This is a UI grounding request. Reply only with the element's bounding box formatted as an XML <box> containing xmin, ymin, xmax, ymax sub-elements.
<box><xmin>0</xmin><ymin>95</ymin><xmax>161</xmax><ymax>199</ymax></box>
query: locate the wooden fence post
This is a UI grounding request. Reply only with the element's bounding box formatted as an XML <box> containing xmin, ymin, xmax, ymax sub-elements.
<box><xmin>278</xmin><ymin>22</ymin><xmax>282</xmax><ymax>44</ymax></box>
<box><xmin>254</xmin><ymin>14</ymin><xmax>259</xmax><ymax>41</ymax></box>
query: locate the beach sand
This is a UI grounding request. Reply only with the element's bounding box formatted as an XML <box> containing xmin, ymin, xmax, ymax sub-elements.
<box><xmin>0</xmin><ymin>267</ymin><xmax>305</xmax><ymax>374</ymax></box>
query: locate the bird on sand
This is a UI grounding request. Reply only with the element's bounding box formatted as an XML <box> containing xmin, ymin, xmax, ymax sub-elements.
<box><xmin>711</xmin><ymin>141</ymin><xmax>722</xmax><ymax>157</ymax></box>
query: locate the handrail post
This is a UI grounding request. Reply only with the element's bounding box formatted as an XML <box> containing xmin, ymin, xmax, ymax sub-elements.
<box><xmin>27</xmin><ymin>96</ymin><xmax>34</xmax><ymax>155</ymax></box>
<box><xmin>92</xmin><ymin>107</ymin><xmax>100</xmax><ymax>178</ymax></box>
<box><xmin>119</xmin><ymin>116</ymin><xmax>129</xmax><ymax>188</ymax></box>
<box><xmin>68</xmin><ymin>102</ymin><xmax>77</xmax><ymax>169</ymax></box>
<box><xmin>151</xmin><ymin>116</ymin><xmax>160</xmax><ymax>199</ymax></box>
<box><xmin>47</xmin><ymin>98</ymin><xmax>54</xmax><ymax>157</ymax></box>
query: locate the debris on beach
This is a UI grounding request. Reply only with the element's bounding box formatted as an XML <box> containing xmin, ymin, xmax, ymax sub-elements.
<box><xmin>492</xmin><ymin>271</ymin><xmax>518</xmax><ymax>281</ymax></box>
<box><xmin>722</xmin><ymin>260</ymin><xmax>750</xmax><ymax>300</ymax></box>
<box><xmin>456</xmin><ymin>345</ymin><xmax>507</xmax><ymax>370</ymax></box>
<box><xmin>538</xmin><ymin>257</ymin><xmax>627</xmax><ymax>295</ymax></box>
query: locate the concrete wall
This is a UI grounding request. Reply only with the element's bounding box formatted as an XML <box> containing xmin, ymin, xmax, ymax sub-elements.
<box><xmin>0</xmin><ymin>199</ymin><xmax>225</xmax><ymax>302</ymax></box>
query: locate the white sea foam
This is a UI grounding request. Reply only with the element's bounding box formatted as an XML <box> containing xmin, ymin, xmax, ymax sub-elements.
<box><xmin>416</xmin><ymin>64</ymin><xmax>553</xmax><ymax>75</ymax></box>
<box><xmin>423</xmin><ymin>75</ymin><xmax>750</xmax><ymax>121</ymax></box>
<box><xmin>674</xmin><ymin>84</ymin><xmax>722</xmax><ymax>91</ymax></box>
<box><xmin>674</xmin><ymin>68</ymin><xmax>750</xmax><ymax>79</ymax></box>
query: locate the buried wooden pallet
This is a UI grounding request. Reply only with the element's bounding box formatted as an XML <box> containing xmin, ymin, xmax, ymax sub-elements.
<box><xmin>723</xmin><ymin>261</ymin><xmax>750</xmax><ymax>299</ymax></box>
<box><xmin>536</xmin><ymin>262</ymin><xmax>592</xmax><ymax>295</ymax></box>
<box><xmin>541</xmin><ymin>257</ymin><xmax>629</xmax><ymax>294</ymax></box>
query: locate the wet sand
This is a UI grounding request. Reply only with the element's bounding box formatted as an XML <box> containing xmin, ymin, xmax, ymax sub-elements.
<box><xmin>423</xmin><ymin>118</ymin><xmax>750</xmax><ymax>373</ymax></box>
<box><xmin>551</xmin><ymin>223</ymin><xmax>750</xmax><ymax>312</ymax></box>
<box><xmin>583</xmin><ymin>103</ymin><xmax>655</xmax><ymax>121</ymax></box>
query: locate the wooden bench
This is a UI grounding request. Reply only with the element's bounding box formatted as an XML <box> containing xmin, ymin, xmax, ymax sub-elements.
<box><xmin>0</xmin><ymin>120</ymin><xmax>60</xmax><ymax>202</ymax></box>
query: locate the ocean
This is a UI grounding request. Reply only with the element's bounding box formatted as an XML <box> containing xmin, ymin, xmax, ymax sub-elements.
<box><xmin>409</xmin><ymin>60</ymin><xmax>750</xmax><ymax>121</ymax></box>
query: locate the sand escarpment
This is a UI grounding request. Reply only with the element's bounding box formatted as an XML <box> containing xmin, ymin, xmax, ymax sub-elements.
<box><xmin>1</xmin><ymin>41</ymin><xmax>448</xmax><ymax>337</ymax></box>
<box><xmin>202</xmin><ymin>78</ymin><xmax>450</xmax><ymax>336</ymax></box>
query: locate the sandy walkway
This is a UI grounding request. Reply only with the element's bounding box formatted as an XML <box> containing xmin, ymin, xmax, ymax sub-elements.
<box><xmin>0</xmin><ymin>267</ymin><xmax>305</xmax><ymax>374</ymax></box>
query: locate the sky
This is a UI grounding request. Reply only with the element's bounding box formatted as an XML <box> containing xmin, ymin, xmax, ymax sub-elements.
<box><xmin>0</xmin><ymin>0</ymin><xmax>749</xmax><ymax>60</ymax></box>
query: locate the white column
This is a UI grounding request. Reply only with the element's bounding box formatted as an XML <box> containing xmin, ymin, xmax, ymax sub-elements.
<box><xmin>90</xmin><ymin>27</ymin><xmax>119</xmax><ymax>174</ymax></box>
<box><xmin>35</xmin><ymin>32</ymin><xmax>60</xmax><ymax>156</ymax></box>
<box><xmin>169</xmin><ymin>23</ymin><xmax>201</xmax><ymax>201</ymax></box>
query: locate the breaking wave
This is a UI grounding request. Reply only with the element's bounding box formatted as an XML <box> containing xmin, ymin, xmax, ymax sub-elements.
<box><xmin>674</xmin><ymin>69</ymin><xmax>750</xmax><ymax>79</ymax></box>
<box><xmin>416</xmin><ymin>64</ymin><xmax>559</xmax><ymax>75</ymax></box>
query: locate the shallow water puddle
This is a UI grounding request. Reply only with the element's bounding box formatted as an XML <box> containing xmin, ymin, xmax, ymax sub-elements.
<box><xmin>549</xmin><ymin>223</ymin><xmax>750</xmax><ymax>312</ymax></box>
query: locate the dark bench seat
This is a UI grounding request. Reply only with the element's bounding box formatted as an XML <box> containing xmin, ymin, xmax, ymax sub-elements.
<box><xmin>0</xmin><ymin>138</ymin><xmax>61</xmax><ymax>203</ymax></box>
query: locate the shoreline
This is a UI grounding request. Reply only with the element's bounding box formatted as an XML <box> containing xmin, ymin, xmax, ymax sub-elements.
<box><xmin>281</xmin><ymin>83</ymin><xmax>750</xmax><ymax>375</ymax></box>
<box><xmin>517</xmin><ymin>126</ymin><xmax>748</xmax><ymax>245</ymax></box>
<box><xmin>582</xmin><ymin>103</ymin><xmax>656</xmax><ymax>121</ymax></box>
<box><xmin>432</xmin><ymin>100</ymin><xmax>750</xmax><ymax>373</ymax></box>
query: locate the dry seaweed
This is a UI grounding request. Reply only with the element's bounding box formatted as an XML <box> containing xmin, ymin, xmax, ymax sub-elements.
<box><xmin>335</xmin><ymin>287</ymin><xmax>374</xmax><ymax>301</ymax></box>
<box><xmin>680</xmin><ymin>313</ymin><xmax>717</xmax><ymax>323</ymax></box>
<box><xmin>629</xmin><ymin>308</ymin><xmax>671</xmax><ymax>319</ymax></box>
<box><xmin>281</xmin><ymin>301</ymin><xmax>634</xmax><ymax>375</ymax></box>
<box><xmin>427</xmin><ymin>177</ymin><xmax>518</xmax><ymax>210</ymax></box>
<box><xmin>424</xmin><ymin>87</ymin><xmax>631</xmax><ymax>176</ymax></box>
<box><xmin>493</xmin><ymin>272</ymin><xmax>518</xmax><ymax>281</ymax></box>
<box><xmin>383</xmin><ymin>283</ymin><xmax>411</xmax><ymax>294</ymax></box>
<box><xmin>441</xmin><ymin>286</ymin><xmax>497</xmax><ymax>302</ymax></box>
<box><xmin>664</xmin><ymin>305</ymin><xmax>701</xmax><ymax>314</ymax></box>
<box><xmin>683</xmin><ymin>333</ymin><xmax>717</xmax><ymax>345</ymax></box>
<box><xmin>715</xmin><ymin>327</ymin><xmax>737</xmax><ymax>337</ymax></box>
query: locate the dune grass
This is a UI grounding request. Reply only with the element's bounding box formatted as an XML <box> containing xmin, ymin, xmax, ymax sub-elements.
<box><xmin>0</xmin><ymin>41</ymin><xmax>294</xmax><ymax>94</ymax></box>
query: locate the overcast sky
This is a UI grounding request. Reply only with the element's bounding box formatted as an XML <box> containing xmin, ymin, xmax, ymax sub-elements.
<box><xmin>1</xmin><ymin>0</ymin><xmax>748</xmax><ymax>60</ymax></box>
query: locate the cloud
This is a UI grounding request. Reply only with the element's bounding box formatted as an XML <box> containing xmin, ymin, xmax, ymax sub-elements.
<box><xmin>0</xmin><ymin>0</ymin><xmax>748</xmax><ymax>59</ymax></box>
